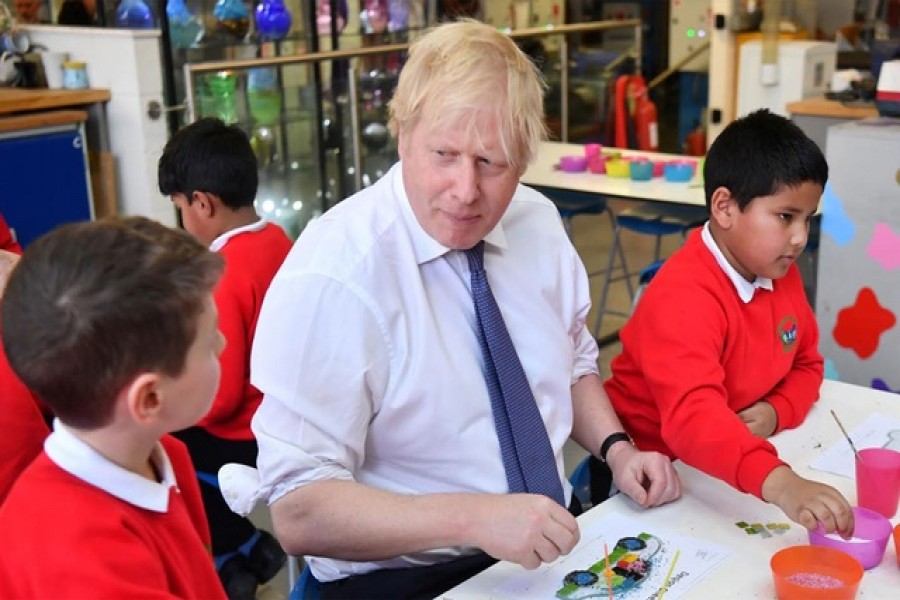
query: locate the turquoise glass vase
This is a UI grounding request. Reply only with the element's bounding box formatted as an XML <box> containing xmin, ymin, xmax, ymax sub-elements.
<box><xmin>167</xmin><ymin>0</ymin><xmax>203</xmax><ymax>49</ymax></box>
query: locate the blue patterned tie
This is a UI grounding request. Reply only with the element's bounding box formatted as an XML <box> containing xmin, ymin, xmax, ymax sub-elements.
<box><xmin>464</xmin><ymin>241</ymin><xmax>565</xmax><ymax>506</ymax></box>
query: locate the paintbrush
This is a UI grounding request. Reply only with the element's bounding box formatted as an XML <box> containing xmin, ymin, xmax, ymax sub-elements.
<box><xmin>830</xmin><ymin>409</ymin><xmax>863</xmax><ymax>462</ymax></box>
<box><xmin>657</xmin><ymin>549</ymin><xmax>680</xmax><ymax>600</ymax></box>
<box><xmin>603</xmin><ymin>542</ymin><xmax>613</xmax><ymax>600</ymax></box>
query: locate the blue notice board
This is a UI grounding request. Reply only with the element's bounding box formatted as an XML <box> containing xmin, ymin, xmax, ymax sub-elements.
<box><xmin>0</xmin><ymin>123</ymin><xmax>93</xmax><ymax>248</ymax></box>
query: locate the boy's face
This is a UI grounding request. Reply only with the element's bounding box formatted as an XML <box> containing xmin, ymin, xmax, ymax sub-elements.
<box><xmin>158</xmin><ymin>295</ymin><xmax>224</xmax><ymax>430</ymax></box>
<box><xmin>715</xmin><ymin>181</ymin><xmax>821</xmax><ymax>282</ymax></box>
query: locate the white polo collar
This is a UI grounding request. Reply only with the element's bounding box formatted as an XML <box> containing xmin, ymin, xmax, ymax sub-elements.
<box><xmin>44</xmin><ymin>420</ymin><xmax>177</xmax><ymax>512</ymax></box>
<box><xmin>209</xmin><ymin>217</ymin><xmax>269</xmax><ymax>252</ymax></box>
<box><xmin>701</xmin><ymin>222</ymin><xmax>773</xmax><ymax>303</ymax></box>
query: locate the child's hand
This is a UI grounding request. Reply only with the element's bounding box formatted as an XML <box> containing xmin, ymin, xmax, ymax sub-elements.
<box><xmin>761</xmin><ymin>466</ymin><xmax>854</xmax><ymax>538</ymax></box>
<box><xmin>738</xmin><ymin>400</ymin><xmax>778</xmax><ymax>438</ymax></box>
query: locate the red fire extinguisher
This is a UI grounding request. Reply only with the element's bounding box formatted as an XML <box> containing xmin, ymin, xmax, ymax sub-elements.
<box><xmin>613</xmin><ymin>74</ymin><xmax>659</xmax><ymax>151</ymax></box>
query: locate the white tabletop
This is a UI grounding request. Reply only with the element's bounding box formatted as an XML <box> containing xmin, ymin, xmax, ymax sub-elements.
<box><xmin>520</xmin><ymin>142</ymin><xmax>707</xmax><ymax>208</ymax></box>
<box><xmin>442</xmin><ymin>379</ymin><xmax>900</xmax><ymax>598</ymax></box>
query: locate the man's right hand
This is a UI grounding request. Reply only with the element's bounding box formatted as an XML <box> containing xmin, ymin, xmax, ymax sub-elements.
<box><xmin>761</xmin><ymin>465</ymin><xmax>854</xmax><ymax>538</ymax></box>
<box><xmin>466</xmin><ymin>493</ymin><xmax>579</xmax><ymax>570</ymax></box>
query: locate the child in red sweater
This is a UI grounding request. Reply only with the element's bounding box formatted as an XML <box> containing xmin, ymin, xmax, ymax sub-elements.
<box><xmin>159</xmin><ymin>118</ymin><xmax>292</xmax><ymax>598</ymax></box>
<box><xmin>0</xmin><ymin>216</ymin><xmax>226</xmax><ymax>598</ymax></box>
<box><xmin>0</xmin><ymin>248</ymin><xmax>50</xmax><ymax>506</ymax></box>
<box><xmin>604</xmin><ymin>109</ymin><xmax>853</xmax><ymax>538</ymax></box>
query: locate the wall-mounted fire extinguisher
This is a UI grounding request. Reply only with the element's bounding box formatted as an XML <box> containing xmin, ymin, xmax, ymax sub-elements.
<box><xmin>613</xmin><ymin>74</ymin><xmax>658</xmax><ymax>152</ymax></box>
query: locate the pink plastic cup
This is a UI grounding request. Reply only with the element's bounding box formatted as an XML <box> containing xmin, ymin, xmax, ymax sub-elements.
<box><xmin>855</xmin><ymin>447</ymin><xmax>900</xmax><ymax>518</ymax></box>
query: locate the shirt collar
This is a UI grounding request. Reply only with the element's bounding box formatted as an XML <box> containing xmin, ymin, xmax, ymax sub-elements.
<box><xmin>209</xmin><ymin>217</ymin><xmax>268</xmax><ymax>252</ymax></box>
<box><xmin>701</xmin><ymin>222</ymin><xmax>773</xmax><ymax>303</ymax></box>
<box><xmin>44</xmin><ymin>420</ymin><xmax>177</xmax><ymax>512</ymax></box>
<box><xmin>392</xmin><ymin>162</ymin><xmax>508</xmax><ymax>265</ymax></box>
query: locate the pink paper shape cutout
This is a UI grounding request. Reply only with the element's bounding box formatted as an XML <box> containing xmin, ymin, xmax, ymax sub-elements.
<box><xmin>867</xmin><ymin>223</ymin><xmax>900</xmax><ymax>270</ymax></box>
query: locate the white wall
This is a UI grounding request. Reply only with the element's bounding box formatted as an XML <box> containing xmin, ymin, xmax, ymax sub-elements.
<box><xmin>24</xmin><ymin>25</ymin><xmax>176</xmax><ymax>227</ymax></box>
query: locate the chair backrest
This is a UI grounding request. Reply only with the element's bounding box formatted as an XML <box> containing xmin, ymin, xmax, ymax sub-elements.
<box><xmin>289</xmin><ymin>564</ymin><xmax>321</xmax><ymax>600</ymax></box>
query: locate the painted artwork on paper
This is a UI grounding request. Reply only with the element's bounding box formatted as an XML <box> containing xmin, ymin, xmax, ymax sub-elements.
<box><xmin>493</xmin><ymin>513</ymin><xmax>730</xmax><ymax>600</ymax></box>
<box><xmin>556</xmin><ymin>534</ymin><xmax>661</xmax><ymax>599</ymax></box>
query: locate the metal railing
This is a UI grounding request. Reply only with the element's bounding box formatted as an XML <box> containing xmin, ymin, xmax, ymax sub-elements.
<box><xmin>183</xmin><ymin>19</ymin><xmax>641</xmax><ymax>191</ymax></box>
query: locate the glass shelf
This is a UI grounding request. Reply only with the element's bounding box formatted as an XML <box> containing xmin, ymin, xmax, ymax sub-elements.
<box><xmin>180</xmin><ymin>19</ymin><xmax>641</xmax><ymax>240</ymax></box>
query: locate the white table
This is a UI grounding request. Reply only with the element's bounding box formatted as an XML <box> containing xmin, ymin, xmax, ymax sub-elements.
<box><xmin>442</xmin><ymin>379</ymin><xmax>900</xmax><ymax>598</ymax></box>
<box><xmin>521</xmin><ymin>142</ymin><xmax>706</xmax><ymax>208</ymax></box>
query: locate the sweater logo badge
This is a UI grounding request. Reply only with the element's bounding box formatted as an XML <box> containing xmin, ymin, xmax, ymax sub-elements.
<box><xmin>777</xmin><ymin>315</ymin><xmax>798</xmax><ymax>352</ymax></box>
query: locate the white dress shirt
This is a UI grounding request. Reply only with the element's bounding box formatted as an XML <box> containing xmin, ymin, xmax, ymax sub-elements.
<box><xmin>250</xmin><ymin>162</ymin><xmax>599</xmax><ymax>581</ymax></box>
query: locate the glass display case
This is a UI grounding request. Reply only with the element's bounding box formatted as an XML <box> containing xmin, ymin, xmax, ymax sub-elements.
<box><xmin>181</xmin><ymin>18</ymin><xmax>641</xmax><ymax>239</ymax></box>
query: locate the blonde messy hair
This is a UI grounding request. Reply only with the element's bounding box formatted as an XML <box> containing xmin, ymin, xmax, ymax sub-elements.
<box><xmin>388</xmin><ymin>19</ymin><xmax>547</xmax><ymax>172</ymax></box>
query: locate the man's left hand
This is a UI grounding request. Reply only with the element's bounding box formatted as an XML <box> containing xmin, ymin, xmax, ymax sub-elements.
<box><xmin>606</xmin><ymin>443</ymin><xmax>681</xmax><ymax>508</ymax></box>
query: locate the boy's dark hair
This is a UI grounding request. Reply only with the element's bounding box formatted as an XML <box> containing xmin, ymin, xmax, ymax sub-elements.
<box><xmin>1</xmin><ymin>217</ymin><xmax>223</xmax><ymax>429</ymax></box>
<box><xmin>703</xmin><ymin>109</ymin><xmax>828</xmax><ymax>211</ymax></box>
<box><xmin>158</xmin><ymin>117</ymin><xmax>258</xmax><ymax>210</ymax></box>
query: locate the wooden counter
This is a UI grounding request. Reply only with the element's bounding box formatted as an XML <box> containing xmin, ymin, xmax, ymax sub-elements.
<box><xmin>786</xmin><ymin>96</ymin><xmax>878</xmax><ymax>119</ymax></box>
<box><xmin>0</xmin><ymin>110</ymin><xmax>87</xmax><ymax>134</ymax></box>
<box><xmin>0</xmin><ymin>88</ymin><xmax>111</xmax><ymax>116</ymax></box>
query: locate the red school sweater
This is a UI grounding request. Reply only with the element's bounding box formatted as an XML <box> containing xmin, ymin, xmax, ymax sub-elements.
<box><xmin>199</xmin><ymin>222</ymin><xmax>293</xmax><ymax>440</ymax></box>
<box><xmin>604</xmin><ymin>229</ymin><xmax>823</xmax><ymax>499</ymax></box>
<box><xmin>0</xmin><ymin>435</ymin><xmax>225</xmax><ymax>599</ymax></box>
<box><xmin>0</xmin><ymin>335</ymin><xmax>49</xmax><ymax>505</ymax></box>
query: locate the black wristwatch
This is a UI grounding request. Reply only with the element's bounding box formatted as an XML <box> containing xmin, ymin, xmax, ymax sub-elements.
<box><xmin>598</xmin><ymin>432</ymin><xmax>633</xmax><ymax>463</ymax></box>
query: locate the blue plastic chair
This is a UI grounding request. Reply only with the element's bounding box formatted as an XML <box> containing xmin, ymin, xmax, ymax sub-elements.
<box><xmin>593</xmin><ymin>204</ymin><xmax>707</xmax><ymax>337</ymax></box>
<box><xmin>289</xmin><ymin>563</ymin><xmax>321</xmax><ymax>600</ymax></box>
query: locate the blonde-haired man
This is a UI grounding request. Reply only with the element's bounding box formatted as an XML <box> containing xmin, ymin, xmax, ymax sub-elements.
<box><xmin>248</xmin><ymin>19</ymin><xmax>681</xmax><ymax>598</ymax></box>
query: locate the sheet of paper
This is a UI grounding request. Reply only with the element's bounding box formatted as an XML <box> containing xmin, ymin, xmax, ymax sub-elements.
<box><xmin>809</xmin><ymin>413</ymin><xmax>900</xmax><ymax>478</ymax></box>
<box><xmin>493</xmin><ymin>512</ymin><xmax>730</xmax><ymax>600</ymax></box>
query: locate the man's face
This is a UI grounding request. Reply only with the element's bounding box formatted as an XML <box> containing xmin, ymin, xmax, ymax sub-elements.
<box><xmin>397</xmin><ymin>112</ymin><xmax>521</xmax><ymax>251</ymax></box>
<box><xmin>14</xmin><ymin>0</ymin><xmax>41</xmax><ymax>23</ymax></box>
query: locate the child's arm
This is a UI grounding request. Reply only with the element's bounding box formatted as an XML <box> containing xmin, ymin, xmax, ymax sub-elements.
<box><xmin>762</xmin><ymin>465</ymin><xmax>854</xmax><ymax>537</ymax></box>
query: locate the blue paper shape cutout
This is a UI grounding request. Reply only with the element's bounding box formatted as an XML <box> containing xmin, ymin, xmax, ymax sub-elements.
<box><xmin>821</xmin><ymin>182</ymin><xmax>856</xmax><ymax>246</ymax></box>
<box><xmin>824</xmin><ymin>358</ymin><xmax>840</xmax><ymax>381</ymax></box>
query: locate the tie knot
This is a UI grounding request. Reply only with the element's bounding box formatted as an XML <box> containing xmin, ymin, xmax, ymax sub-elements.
<box><xmin>464</xmin><ymin>241</ymin><xmax>485</xmax><ymax>273</ymax></box>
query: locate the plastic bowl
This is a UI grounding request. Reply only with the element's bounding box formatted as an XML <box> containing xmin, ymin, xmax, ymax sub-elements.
<box><xmin>630</xmin><ymin>160</ymin><xmax>654</xmax><ymax>181</ymax></box>
<box><xmin>771</xmin><ymin>545</ymin><xmax>863</xmax><ymax>599</ymax></box>
<box><xmin>559</xmin><ymin>155</ymin><xmax>588</xmax><ymax>172</ymax></box>
<box><xmin>809</xmin><ymin>506</ymin><xmax>892</xmax><ymax>569</ymax></box>
<box><xmin>894</xmin><ymin>524</ymin><xmax>900</xmax><ymax>568</ymax></box>
<box><xmin>606</xmin><ymin>159</ymin><xmax>630</xmax><ymax>178</ymax></box>
<box><xmin>663</xmin><ymin>160</ymin><xmax>696</xmax><ymax>182</ymax></box>
<box><xmin>587</xmin><ymin>154</ymin><xmax>606</xmax><ymax>174</ymax></box>
<box><xmin>652</xmin><ymin>160</ymin><xmax>666</xmax><ymax>177</ymax></box>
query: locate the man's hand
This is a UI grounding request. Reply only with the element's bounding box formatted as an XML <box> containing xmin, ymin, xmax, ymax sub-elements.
<box><xmin>468</xmin><ymin>494</ymin><xmax>580</xmax><ymax>570</ymax></box>
<box><xmin>762</xmin><ymin>466</ymin><xmax>854</xmax><ymax>538</ymax></box>
<box><xmin>605</xmin><ymin>443</ymin><xmax>681</xmax><ymax>508</ymax></box>
<box><xmin>738</xmin><ymin>400</ymin><xmax>778</xmax><ymax>438</ymax></box>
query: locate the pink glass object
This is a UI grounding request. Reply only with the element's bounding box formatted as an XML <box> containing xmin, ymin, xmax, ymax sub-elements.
<box><xmin>809</xmin><ymin>506</ymin><xmax>892</xmax><ymax>570</ymax></box>
<box><xmin>855</xmin><ymin>447</ymin><xmax>900</xmax><ymax>518</ymax></box>
<box><xmin>559</xmin><ymin>155</ymin><xmax>587</xmax><ymax>172</ymax></box>
<box><xmin>584</xmin><ymin>143</ymin><xmax>602</xmax><ymax>158</ymax></box>
<box><xmin>587</xmin><ymin>154</ymin><xmax>606</xmax><ymax>174</ymax></box>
